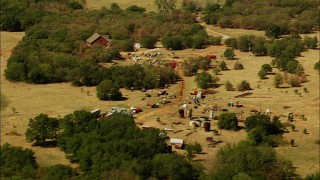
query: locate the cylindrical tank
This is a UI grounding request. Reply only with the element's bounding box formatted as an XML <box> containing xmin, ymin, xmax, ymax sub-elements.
<box><xmin>209</xmin><ymin>110</ymin><xmax>214</xmax><ymax>119</ymax></box>
<box><xmin>179</xmin><ymin>109</ymin><xmax>184</xmax><ymax>118</ymax></box>
<box><xmin>204</xmin><ymin>122</ymin><xmax>211</xmax><ymax>132</ymax></box>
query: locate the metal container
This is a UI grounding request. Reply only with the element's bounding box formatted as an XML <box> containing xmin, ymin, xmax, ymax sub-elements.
<box><xmin>204</xmin><ymin>122</ymin><xmax>211</xmax><ymax>132</ymax></box>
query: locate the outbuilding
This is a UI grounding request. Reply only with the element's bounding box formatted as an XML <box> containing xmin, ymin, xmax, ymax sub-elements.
<box><xmin>86</xmin><ymin>33</ymin><xmax>111</xmax><ymax>48</ymax></box>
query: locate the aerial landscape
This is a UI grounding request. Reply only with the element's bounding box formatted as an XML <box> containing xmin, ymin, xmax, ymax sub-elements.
<box><xmin>0</xmin><ymin>0</ymin><xmax>319</xmax><ymax>179</ymax></box>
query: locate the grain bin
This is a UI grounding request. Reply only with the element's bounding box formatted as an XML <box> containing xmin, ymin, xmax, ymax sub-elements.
<box><xmin>187</xmin><ymin>109</ymin><xmax>193</xmax><ymax>119</ymax></box>
<box><xmin>204</xmin><ymin>122</ymin><xmax>211</xmax><ymax>132</ymax></box>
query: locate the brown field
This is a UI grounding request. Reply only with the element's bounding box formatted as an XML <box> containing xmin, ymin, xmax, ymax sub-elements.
<box><xmin>85</xmin><ymin>0</ymin><xmax>224</xmax><ymax>11</ymax></box>
<box><xmin>1</xmin><ymin>26</ymin><xmax>319</xmax><ymax>178</ymax></box>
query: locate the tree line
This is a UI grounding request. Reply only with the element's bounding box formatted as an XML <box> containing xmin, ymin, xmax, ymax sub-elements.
<box><xmin>203</xmin><ymin>0</ymin><xmax>319</xmax><ymax>35</ymax></box>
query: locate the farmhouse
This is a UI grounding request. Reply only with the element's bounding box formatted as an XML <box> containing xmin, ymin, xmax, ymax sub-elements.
<box><xmin>85</xmin><ymin>33</ymin><xmax>111</xmax><ymax>48</ymax></box>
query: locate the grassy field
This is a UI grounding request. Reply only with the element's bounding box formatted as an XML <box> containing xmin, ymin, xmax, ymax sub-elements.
<box><xmin>1</xmin><ymin>27</ymin><xmax>319</xmax><ymax>177</ymax></box>
<box><xmin>0</xmin><ymin>93</ymin><xmax>9</xmax><ymax>111</ymax></box>
<box><xmin>85</xmin><ymin>0</ymin><xmax>224</xmax><ymax>11</ymax></box>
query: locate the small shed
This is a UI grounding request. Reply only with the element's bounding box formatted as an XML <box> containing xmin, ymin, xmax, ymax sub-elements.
<box><xmin>86</xmin><ymin>33</ymin><xmax>110</xmax><ymax>48</ymax></box>
<box><xmin>170</xmin><ymin>138</ymin><xmax>184</xmax><ymax>145</ymax></box>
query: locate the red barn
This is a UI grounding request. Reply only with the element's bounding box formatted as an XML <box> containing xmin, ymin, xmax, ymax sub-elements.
<box><xmin>86</xmin><ymin>33</ymin><xmax>110</xmax><ymax>48</ymax></box>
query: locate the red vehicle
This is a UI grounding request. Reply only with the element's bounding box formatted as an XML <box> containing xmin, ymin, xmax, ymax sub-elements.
<box><xmin>169</xmin><ymin>62</ymin><xmax>177</xmax><ymax>68</ymax></box>
<box><xmin>207</xmin><ymin>55</ymin><xmax>217</xmax><ymax>60</ymax></box>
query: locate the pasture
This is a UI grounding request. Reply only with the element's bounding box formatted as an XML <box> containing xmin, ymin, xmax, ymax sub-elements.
<box><xmin>85</xmin><ymin>0</ymin><xmax>225</xmax><ymax>11</ymax></box>
<box><xmin>1</xmin><ymin>27</ymin><xmax>319</xmax><ymax>177</ymax></box>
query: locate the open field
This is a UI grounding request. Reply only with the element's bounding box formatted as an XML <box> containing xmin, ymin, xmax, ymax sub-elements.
<box><xmin>1</xmin><ymin>27</ymin><xmax>319</xmax><ymax>177</ymax></box>
<box><xmin>85</xmin><ymin>0</ymin><xmax>224</xmax><ymax>11</ymax></box>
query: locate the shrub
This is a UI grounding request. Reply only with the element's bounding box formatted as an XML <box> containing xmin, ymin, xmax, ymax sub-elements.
<box><xmin>212</xmin><ymin>67</ymin><xmax>221</xmax><ymax>75</ymax></box>
<box><xmin>140</xmin><ymin>36</ymin><xmax>157</xmax><ymax>49</ymax></box>
<box><xmin>234</xmin><ymin>61</ymin><xmax>243</xmax><ymax>70</ymax></box>
<box><xmin>219</xmin><ymin>60</ymin><xmax>228</xmax><ymax>70</ymax></box>
<box><xmin>261</xmin><ymin>64</ymin><xmax>272</xmax><ymax>72</ymax></box>
<box><xmin>288</xmin><ymin>75</ymin><xmax>301</xmax><ymax>87</ymax></box>
<box><xmin>208</xmin><ymin>36</ymin><xmax>222</xmax><ymax>45</ymax></box>
<box><xmin>237</xmin><ymin>80</ymin><xmax>251</xmax><ymax>91</ymax></box>
<box><xmin>258</xmin><ymin>69</ymin><xmax>267</xmax><ymax>79</ymax></box>
<box><xmin>273</xmin><ymin>73</ymin><xmax>284</xmax><ymax>88</ymax></box>
<box><xmin>225</xmin><ymin>80</ymin><xmax>234</xmax><ymax>91</ymax></box>
<box><xmin>218</xmin><ymin>113</ymin><xmax>238</xmax><ymax>130</ymax></box>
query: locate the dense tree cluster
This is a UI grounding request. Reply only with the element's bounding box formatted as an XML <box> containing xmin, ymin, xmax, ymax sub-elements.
<box><xmin>209</xmin><ymin>141</ymin><xmax>295</xmax><ymax>179</ymax></box>
<box><xmin>161</xmin><ymin>24</ymin><xmax>210</xmax><ymax>50</ymax></box>
<box><xmin>204</xmin><ymin>0</ymin><xmax>319</xmax><ymax>35</ymax></box>
<box><xmin>0</xmin><ymin>143</ymin><xmax>38</xmax><ymax>179</ymax></box>
<box><xmin>22</xmin><ymin>110</ymin><xmax>203</xmax><ymax>178</ymax></box>
<box><xmin>245</xmin><ymin>115</ymin><xmax>284</xmax><ymax>146</ymax></box>
<box><xmin>182</xmin><ymin>56</ymin><xmax>212</xmax><ymax>76</ymax></box>
<box><xmin>4</xmin><ymin>1</ymin><xmax>196</xmax><ymax>84</ymax></box>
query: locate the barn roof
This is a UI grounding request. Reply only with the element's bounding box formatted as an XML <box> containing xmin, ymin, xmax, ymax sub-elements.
<box><xmin>86</xmin><ymin>33</ymin><xmax>110</xmax><ymax>44</ymax></box>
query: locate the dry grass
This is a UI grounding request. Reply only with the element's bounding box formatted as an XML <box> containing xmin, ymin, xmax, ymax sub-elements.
<box><xmin>1</xmin><ymin>29</ymin><xmax>319</xmax><ymax>177</ymax></box>
<box><xmin>85</xmin><ymin>0</ymin><xmax>224</xmax><ymax>11</ymax></box>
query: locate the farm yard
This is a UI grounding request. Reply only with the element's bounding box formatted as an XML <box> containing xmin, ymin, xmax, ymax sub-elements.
<box><xmin>1</xmin><ymin>0</ymin><xmax>319</xmax><ymax>179</ymax></box>
<box><xmin>1</xmin><ymin>28</ymin><xmax>319</xmax><ymax>177</ymax></box>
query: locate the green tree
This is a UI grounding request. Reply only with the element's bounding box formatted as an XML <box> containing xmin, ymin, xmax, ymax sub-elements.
<box><xmin>252</xmin><ymin>37</ymin><xmax>267</xmax><ymax>56</ymax></box>
<box><xmin>154</xmin><ymin>0</ymin><xmax>177</xmax><ymax>13</ymax></box>
<box><xmin>208</xmin><ymin>36</ymin><xmax>222</xmax><ymax>45</ymax></box>
<box><xmin>209</xmin><ymin>141</ymin><xmax>295</xmax><ymax>179</ymax></box>
<box><xmin>224</xmin><ymin>48</ymin><xmax>235</xmax><ymax>60</ymax></box>
<box><xmin>185</xmin><ymin>142</ymin><xmax>202</xmax><ymax>161</ymax></box>
<box><xmin>195</xmin><ymin>72</ymin><xmax>215</xmax><ymax>89</ymax></box>
<box><xmin>219</xmin><ymin>60</ymin><xmax>228</xmax><ymax>70</ymax></box>
<box><xmin>218</xmin><ymin>113</ymin><xmax>238</xmax><ymax>130</ymax></box>
<box><xmin>67</xmin><ymin>0</ymin><xmax>83</xmax><ymax>9</ymax></box>
<box><xmin>0</xmin><ymin>143</ymin><xmax>38</xmax><ymax>179</ymax></box>
<box><xmin>261</xmin><ymin>64</ymin><xmax>272</xmax><ymax>72</ymax></box>
<box><xmin>225</xmin><ymin>80</ymin><xmax>234</xmax><ymax>91</ymax></box>
<box><xmin>258</xmin><ymin>69</ymin><xmax>267</xmax><ymax>79</ymax></box>
<box><xmin>224</xmin><ymin>38</ymin><xmax>238</xmax><ymax>49</ymax></box>
<box><xmin>152</xmin><ymin>154</ymin><xmax>199</xmax><ymax>179</ymax></box>
<box><xmin>237</xmin><ymin>35</ymin><xmax>253</xmax><ymax>52</ymax></box>
<box><xmin>110</xmin><ymin>3</ymin><xmax>120</xmax><ymax>10</ymax></box>
<box><xmin>192</xmin><ymin>34</ymin><xmax>206</xmax><ymax>49</ymax></box>
<box><xmin>273</xmin><ymin>73</ymin><xmax>284</xmax><ymax>88</ymax></box>
<box><xmin>126</xmin><ymin>5</ymin><xmax>146</xmax><ymax>13</ymax></box>
<box><xmin>96</xmin><ymin>80</ymin><xmax>122</xmax><ymax>100</ymax></box>
<box><xmin>303</xmin><ymin>36</ymin><xmax>318</xmax><ymax>49</ymax></box>
<box><xmin>140</xmin><ymin>36</ymin><xmax>157</xmax><ymax>49</ymax></box>
<box><xmin>212</xmin><ymin>67</ymin><xmax>221</xmax><ymax>75</ymax></box>
<box><xmin>40</xmin><ymin>164</ymin><xmax>77</xmax><ymax>180</ymax></box>
<box><xmin>265</xmin><ymin>24</ymin><xmax>281</xmax><ymax>38</ymax></box>
<box><xmin>237</xmin><ymin>80</ymin><xmax>251</xmax><ymax>91</ymax></box>
<box><xmin>25</xmin><ymin>114</ymin><xmax>59</xmax><ymax>145</ymax></box>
